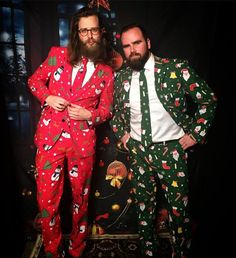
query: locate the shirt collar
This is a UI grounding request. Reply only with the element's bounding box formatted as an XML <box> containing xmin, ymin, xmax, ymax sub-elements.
<box><xmin>76</xmin><ymin>58</ymin><xmax>94</xmax><ymax>68</ymax></box>
<box><xmin>87</xmin><ymin>60</ymin><xmax>95</xmax><ymax>67</ymax></box>
<box><xmin>144</xmin><ymin>52</ymin><xmax>154</xmax><ymax>71</ymax></box>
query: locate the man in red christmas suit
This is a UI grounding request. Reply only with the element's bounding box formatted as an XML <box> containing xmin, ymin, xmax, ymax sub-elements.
<box><xmin>28</xmin><ymin>7</ymin><xmax>114</xmax><ymax>258</ymax></box>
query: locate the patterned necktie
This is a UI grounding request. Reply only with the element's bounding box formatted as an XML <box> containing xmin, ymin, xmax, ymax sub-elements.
<box><xmin>72</xmin><ymin>57</ymin><xmax>87</xmax><ymax>90</ymax></box>
<box><xmin>139</xmin><ymin>69</ymin><xmax>152</xmax><ymax>147</ymax></box>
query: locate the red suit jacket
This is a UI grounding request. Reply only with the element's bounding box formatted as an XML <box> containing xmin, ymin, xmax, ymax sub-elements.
<box><xmin>28</xmin><ymin>46</ymin><xmax>114</xmax><ymax>157</ymax></box>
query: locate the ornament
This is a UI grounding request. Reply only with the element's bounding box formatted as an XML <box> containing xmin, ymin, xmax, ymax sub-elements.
<box><xmin>99</xmin><ymin>159</ymin><xmax>105</xmax><ymax>167</ymax></box>
<box><xmin>96</xmin><ymin>212</ymin><xmax>109</xmax><ymax>221</ymax></box>
<box><xmin>103</xmin><ymin>136</ymin><xmax>110</xmax><ymax>144</ymax></box>
<box><xmin>87</xmin><ymin>0</ymin><xmax>110</xmax><ymax>11</ymax></box>
<box><xmin>95</xmin><ymin>190</ymin><xmax>100</xmax><ymax>197</ymax></box>
<box><xmin>106</xmin><ymin>160</ymin><xmax>128</xmax><ymax>188</ymax></box>
<box><xmin>107</xmin><ymin>160</ymin><xmax>127</xmax><ymax>177</ymax></box>
<box><xmin>91</xmin><ymin>223</ymin><xmax>105</xmax><ymax>235</ymax></box>
<box><xmin>127</xmin><ymin>172</ymin><xmax>132</xmax><ymax>181</ymax></box>
<box><xmin>112</xmin><ymin>204</ymin><xmax>120</xmax><ymax>211</ymax></box>
<box><xmin>105</xmin><ymin>174</ymin><xmax>123</xmax><ymax>188</ymax></box>
<box><xmin>109</xmin><ymin>49</ymin><xmax>123</xmax><ymax>71</ymax></box>
<box><xmin>127</xmin><ymin>198</ymin><xmax>132</xmax><ymax>204</ymax></box>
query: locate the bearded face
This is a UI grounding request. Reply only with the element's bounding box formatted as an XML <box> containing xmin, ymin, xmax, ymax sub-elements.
<box><xmin>126</xmin><ymin>48</ymin><xmax>150</xmax><ymax>71</ymax></box>
<box><xmin>121</xmin><ymin>27</ymin><xmax>151</xmax><ymax>71</ymax></box>
<box><xmin>79</xmin><ymin>37</ymin><xmax>103</xmax><ymax>60</ymax></box>
<box><xmin>77</xmin><ymin>15</ymin><xmax>104</xmax><ymax>61</ymax></box>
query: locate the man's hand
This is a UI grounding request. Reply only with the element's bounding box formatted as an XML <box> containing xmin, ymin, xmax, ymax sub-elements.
<box><xmin>45</xmin><ymin>95</ymin><xmax>69</xmax><ymax>111</ymax></box>
<box><xmin>179</xmin><ymin>134</ymin><xmax>197</xmax><ymax>150</ymax></box>
<box><xmin>67</xmin><ymin>103</ymin><xmax>92</xmax><ymax>121</ymax></box>
<box><xmin>121</xmin><ymin>132</ymin><xmax>130</xmax><ymax>151</ymax></box>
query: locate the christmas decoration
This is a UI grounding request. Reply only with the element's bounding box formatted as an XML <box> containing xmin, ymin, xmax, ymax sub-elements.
<box><xmin>109</xmin><ymin>48</ymin><xmax>123</xmax><ymax>71</ymax></box>
<box><xmin>106</xmin><ymin>160</ymin><xmax>128</xmax><ymax>188</ymax></box>
<box><xmin>88</xmin><ymin>0</ymin><xmax>111</xmax><ymax>11</ymax></box>
<box><xmin>89</xmin><ymin>122</ymin><xmax>137</xmax><ymax>235</ymax></box>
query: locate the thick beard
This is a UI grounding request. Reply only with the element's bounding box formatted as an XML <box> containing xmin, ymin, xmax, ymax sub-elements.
<box><xmin>79</xmin><ymin>38</ymin><xmax>102</xmax><ymax>61</ymax></box>
<box><xmin>127</xmin><ymin>50</ymin><xmax>150</xmax><ymax>71</ymax></box>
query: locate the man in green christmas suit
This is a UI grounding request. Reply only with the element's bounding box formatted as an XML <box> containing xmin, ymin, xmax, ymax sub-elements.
<box><xmin>110</xmin><ymin>24</ymin><xmax>217</xmax><ymax>258</ymax></box>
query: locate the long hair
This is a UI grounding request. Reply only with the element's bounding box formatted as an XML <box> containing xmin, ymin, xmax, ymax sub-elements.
<box><xmin>67</xmin><ymin>7</ymin><xmax>112</xmax><ymax>66</ymax></box>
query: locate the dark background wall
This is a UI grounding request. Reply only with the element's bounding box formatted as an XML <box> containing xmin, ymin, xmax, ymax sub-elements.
<box><xmin>2</xmin><ymin>1</ymin><xmax>233</xmax><ymax>257</ymax></box>
<box><xmin>111</xmin><ymin>3</ymin><xmax>233</xmax><ymax>258</ymax></box>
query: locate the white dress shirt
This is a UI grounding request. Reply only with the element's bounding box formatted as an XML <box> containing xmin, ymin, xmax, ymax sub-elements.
<box><xmin>129</xmin><ymin>53</ymin><xmax>184</xmax><ymax>143</ymax></box>
<box><xmin>71</xmin><ymin>60</ymin><xmax>95</xmax><ymax>86</ymax></box>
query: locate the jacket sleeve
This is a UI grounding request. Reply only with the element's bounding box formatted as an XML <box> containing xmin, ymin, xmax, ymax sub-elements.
<box><xmin>109</xmin><ymin>72</ymin><xmax>130</xmax><ymax>140</ymax></box>
<box><xmin>28</xmin><ymin>46</ymin><xmax>61</xmax><ymax>106</ymax></box>
<box><xmin>179</xmin><ymin>60</ymin><xmax>218</xmax><ymax>143</ymax></box>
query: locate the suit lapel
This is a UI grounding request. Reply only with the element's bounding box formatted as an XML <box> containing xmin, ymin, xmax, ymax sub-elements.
<box><xmin>72</xmin><ymin>57</ymin><xmax>87</xmax><ymax>90</ymax></box>
<box><xmin>118</xmin><ymin>67</ymin><xmax>132</xmax><ymax>127</ymax></box>
<box><xmin>72</xmin><ymin>61</ymin><xmax>107</xmax><ymax>93</ymax></box>
<box><xmin>121</xmin><ymin>66</ymin><xmax>132</xmax><ymax>104</ymax></box>
<box><xmin>83</xmin><ymin>65</ymin><xmax>106</xmax><ymax>89</ymax></box>
<box><xmin>153</xmin><ymin>55</ymin><xmax>192</xmax><ymax>130</ymax></box>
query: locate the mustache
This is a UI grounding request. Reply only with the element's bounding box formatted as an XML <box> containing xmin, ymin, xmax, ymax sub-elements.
<box><xmin>129</xmin><ymin>52</ymin><xmax>141</xmax><ymax>58</ymax></box>
<box><xmin>85</xmin><ymin>38</ymin><xmax>99</xmax><ymax>45</ymax></box>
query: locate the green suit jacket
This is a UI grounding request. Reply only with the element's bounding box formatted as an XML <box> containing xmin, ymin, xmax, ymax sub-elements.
<box><xmin>110</xmin><ymin>55</ymin><xmax>217</xmax><ymax>144</ymax></box>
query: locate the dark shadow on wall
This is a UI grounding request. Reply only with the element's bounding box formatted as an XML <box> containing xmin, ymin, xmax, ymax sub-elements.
<box><xmin>1</xmin><ymin>91</ymin><xmax>25</xmax><ymax>257</ymax></box>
